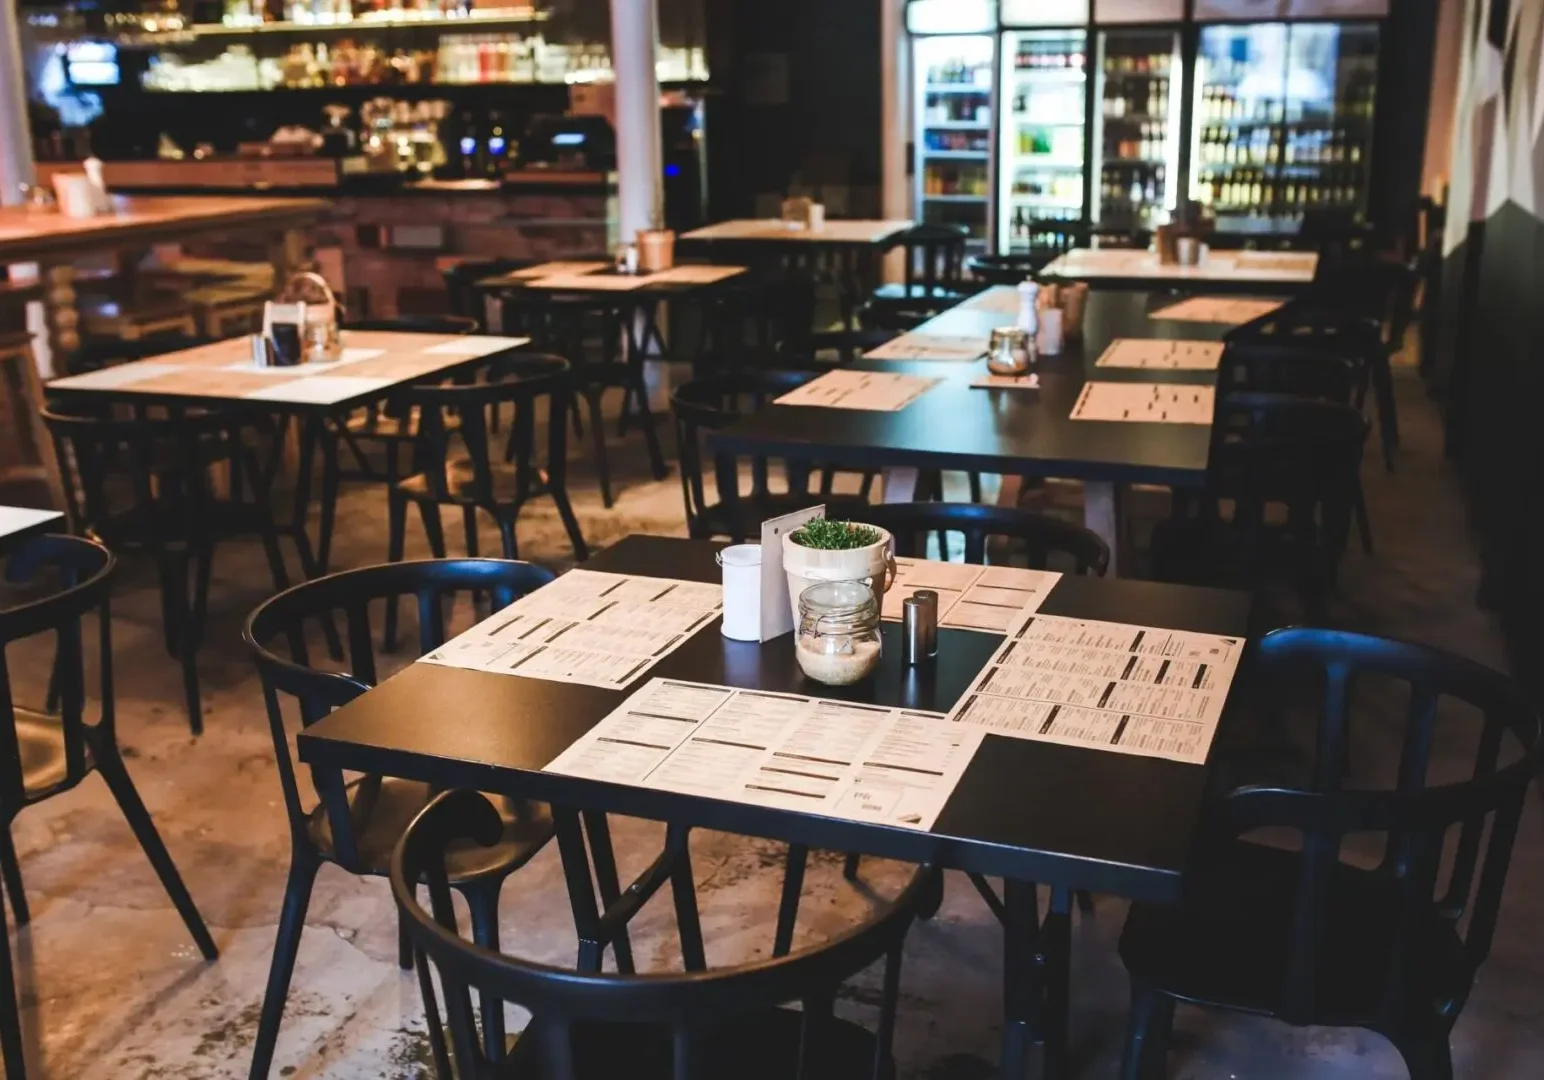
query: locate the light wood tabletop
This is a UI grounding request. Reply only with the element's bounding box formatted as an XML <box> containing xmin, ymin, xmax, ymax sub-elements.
<box><xmin>680</xmin><ymin>218</ymin><xmax>914</xmax><ymax>246</ymax></box>
<box><xmin>1040</xmin><ymin>247</ymin><xmax>1319</xmax><ymax>289</ymax></box>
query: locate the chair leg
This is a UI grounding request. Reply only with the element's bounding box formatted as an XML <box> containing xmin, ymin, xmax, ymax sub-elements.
<box><xmin>397</xmin><ymin>909</ymin><xmax>413</xmax><ymax>971</ymax></box>
<box><xmin>461</xmin><ymin>505</ymin><xmax>479</xmax><ymax>558</ymax></box>
<box><xmin>461</xmin><ymin>881</ymin><xmax>506</xmax><ymax>1060</ymax></box>
<box><xmin>631</xmin><ymin>374</ymin><xmax>668</xmax><ymax>481</ymax></box>
<box><xmin>969</xmin><ymin>471</ymin><xmax>983</xmax><ymax>503</ymax></box>
<box><xmin>384</xmin><ymin>490</ymin><xmax>408</xmax><ymax>651</ymax></box>
<box><xmin>0</xmin><ymin>832</ymin><xmax>27</xmax><ymax>927</ymax></box>
<box><xmin>95</xmin><ymin>745</ymin><xmax>218</xmax><ymax>960</ymax></box>
<box><xmin>586</xmin><ymin>392</ymin><xmax>614</xmax><ymax>509</ymax></box>
<box><xmin>550</xmin><ymin>489</ymin><xmax>590</xmax><ymax>562</ymax></box>
<box><xmin>773</xmin><ymin>844</ymin><xmax>808</xmax><ymax>958</ymax></box>
<box><xmin>842</xmin><ymin>852</ymin><xmax>861</xmax><ymax>881</ymax></box>
<box><xmin>0</xmin><ymin>892</ymin><xmax>24</xmax><ymax>1080</ymax></box>
<box><xmin>915</xmin><ymin>867</ymin><xmax>945</xmax><ymax>920</ymax></box>
<box><xmin>1353</xmin><ymin>481</ymin><xmax>1374</xmax><ymax>556</ymax></box>
<box><xmin>414</xmin><ymin>950</ymin><xmax>454</xmax><ymax>1080</ymax></box>
<box><xmin>316</xmin><ymin>432</ymin><xmax>341</xmax><ymax>575</ymax></box>
<box><xmin>248</xmin><ymin>848</ymin><xmax>320</xmax><ymax>1080</ymax></box>
<box><xmin>1371</xmin><ymin>350</ymin><xmax>1399</xmax><ymax>469</ymax></box>
<box><xmin>417</xmin><ymin>502</ymin><xmax>448</xmax><ymax>559</ymax></box>
<box><xmin>1119</xmin><ymin>981</ymin><xmax>1175</xmax><ymax>1080</ymax></box>
<box><xmin>1390</xmin><ymin>1032</ymin><xmax>1455</xmax><ymax>1080</ymax></box>
<box><xmin>494</xmin><ymin>513</ymin><xmax>520</xmax><ymax>561</ymax></box>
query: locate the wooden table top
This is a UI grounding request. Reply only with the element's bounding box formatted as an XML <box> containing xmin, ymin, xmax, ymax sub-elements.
<box><xmin>475</xmin><ymin>261</ymin><xmax>750</xmax><ymax>297</ymax></box>
<box><xmin>45</xmin><ymin>331</ymin><xmax>529</xmax><ymax>414</ymax></box>
<box><xmin>708</xmin><ymin>288</ymin><xmax>1249</xmax><ymax>489</ymax></box>
<box><xmin>1040</xmin><ymin>247</ymin><xmax>1319</xmax><ymax>292</ymax></box>
<box><xmin>680</xmin><ymin>218</ymin><xmax>914</xmax><ymax>246</ymax></box>
<box><xmin>297</xmin><ymin>535</ymin><xmax>1252</xmax><ymax>901</ymax></box>
<box><xmin>0</xmin><ymin>506</ymin><xmax>63</xmax><ymax>554</ymax></box>
<box><xmin>0</xmin><ymin>195</ymin><xmax>326</xmax><ymax>262</ymax></box>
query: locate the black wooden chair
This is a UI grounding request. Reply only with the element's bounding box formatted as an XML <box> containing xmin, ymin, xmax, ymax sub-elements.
<box><xmin>1217</xmin><ymin>343</ymin><xmax>1374</xmax><ymax>554</ymax></box>
<box><xmin>242</xmin><ymin>559</ymin><xmax>559</xmax><ymax>1080</ymax></box>
<box><xmin>1118</xmin><ymin>627</ymin><xmax>1542</xmax><ymax>1080</ymax></box>
<box><xmin>394</xmin><ymin>788</ymin><xmax>926</xmax><ymax>1080</ymax></box>
<box><xmin>41</xmin><ymin>402</ymin><xmax>292</xmax><ymax>734</ymax></box>
<box><xmin>440</xmin><ymin>258</ymin><xmax>541</xmax><ymax>327</ymax></box>
<box><xmin>390</xmin><ymin>351</ymin><xmax>587</xmax><ymax>581</ymax></box>
<box><xmin>670</xmin><ymin>371</ymin><xmax>869</xmax><ymax>543</ymax></box>
<box><xmin>61</xmin><ymin>332</ymin><xmax>214</xmax><ymax>376</ymax></box>
<box><xmin>866</xmin><ymin>223</ymin><xmax>970</xmax><ymax>329</ymax></box>
<box><xmin>843</xmin><ymin>502</ymin><xmax>1106</xmax><ymax>915</ymax></box>
<box><xmin>1152</xmin><ymin>395</ymin><xmax>1367</xmax><ymax>616</ymax></box>
<box><xmin>500</xmin><ymin>294</ymin><xmax>668</xmax><ymax>508</ymax></box>
<box><xmin>964</xmin><ymin>253</ymin><xmax>1039</xmax><ymax>286</ymax></box>
<box><xmin>0</xmin><ymin>534</ymin><xmax>217</xmax><ymax>1080</ymax></box>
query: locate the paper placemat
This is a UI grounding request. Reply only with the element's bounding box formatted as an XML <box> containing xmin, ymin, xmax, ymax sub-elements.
<box><xmin>1070</xmin><ymin>382</ymin><xmax>1215</xmax><ymax>424</ymax></box>
<box><xmin>775</xmin><ymin>369</ymin><xmax>941</xmax><ymax>411</ymax></box>
<box><xmin>423</xmin><ymin>335</ymin><xmax>528</xmax><ymax>355</ymax></box>
<box><xmin>544</xmin><ymin>679</ymin><xmax>982</xmax><ymax>832</ymax></box>
<box><xmin>1149</xmin><ymin>297</ymin><xmax>1283</xmax><ymax>325</ymax></box>
<box><xmin>865</xmin><ymin>333</ymin><xmax>986</xmax><ymax>362</ymax></box>
<box><xmin>243</xmin><ymin>375</ymin><xmax>394</xmax><ymax>405</ymax></box>
<box><xmin>420</xmin><ymin>570</ymin><xmax>723</xmax><ymax>690</ymax></box>
<box><xmin>881</xmin><ymin>560</ymin><xmax>1061</xmax><ymax>633</ymax></box>
<box><xmin>647</xmin><ymin>265</ymin><xmax>747</xmax><ymax>284</ymax></box>
<box><xmin>945</xmin><ymin>610</ymin><xmax>1244</xmax><ymax>764</ymax></box>
<box><xmin>1094</xmin><ymin>339</ymin><xmax>1225</xmax><ymax>371</ymax></box>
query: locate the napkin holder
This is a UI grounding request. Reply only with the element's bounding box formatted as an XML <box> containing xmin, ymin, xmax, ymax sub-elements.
<box><xmin>758</xmin><ymin>504</ymin><xmax>825</xmax><ymax>640</ymax></box>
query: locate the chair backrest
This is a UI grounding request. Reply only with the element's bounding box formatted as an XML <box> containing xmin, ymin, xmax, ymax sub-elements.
<box><xmin>40</xmin><ymin>402</ymin><xmax>252</xmax><ymax>541</ymax></box>
<box><xmin>1218</xmin><ymin>344</ymin><xmax>1358</xmax><ymax>405</ymax></box>
<box><xmin>963</xmin><ymin>254</ymin><xmax>1038</xmax><ymax>286</ymax></box>
<box><xmin>343</xmin><ymin>315</ymin><xmax>478</xmax><ymax>335</ymax></box>
<box><xmin>441</xmin><ymin>258</ymin><xmax>541</xmax><ymax>323</ymax></box>
<box><xmin>63</xmin><ymin>333</ymin><xmax>214</xmax><ymax>376</ymax></box>
<box><xmin>1204</xmin><ymin>394</ymin><xmax>1368</xmax><ymax>577</ymax></box>
<box><xmin>394</xmin><ymin>789</ymin><xmax>919</xmax><ymax>1080</ymax></box>
<box><xmin>243</xmin><ymin>558</ymin><xmax>555</xmax><ymax>868</ymax></box>
<box><xmin>847</xmin><ymin>503</ymin><xmax>1109</xmax><ymax>574</ymax></box>
<box><xmin>0</xmin><ymin>535</ymin><xmax>115</xmax><ymax>813</ymax></box>
<box><xmin>404</xmin><ymin>353</ymin><xmax>573</xmax><ymax>504</ymax></box>
<box><xmin>897</xmin><ymin>224</ymin><xmax>968</xmax><ymax>296</ymax></box>
<box><xmin>670</xmin><ymin>370</ymin><xmax>818</xmax><ymax>537</ymax></box>
<box><xmin>497</xmin><ymin>294</ymin><xmax>632</xmax><ymax>368</ymax></box>
<box><xmin>1220</xmin><ymin>627</ymin><xmax>1541</xmax><ymax>1025</ymax></box>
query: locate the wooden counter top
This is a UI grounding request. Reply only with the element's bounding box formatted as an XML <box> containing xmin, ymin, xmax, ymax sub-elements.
<box><xmin>0</xmin><ymin>194</ymin><xmax>327</xmax><ymax>262</ymax></box>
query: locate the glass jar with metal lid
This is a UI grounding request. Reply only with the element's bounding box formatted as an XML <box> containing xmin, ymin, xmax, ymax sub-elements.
<box><xmin>795</xmin><ymin>580</ymin><xmax>882</xmax><ymax>686</ymax></box>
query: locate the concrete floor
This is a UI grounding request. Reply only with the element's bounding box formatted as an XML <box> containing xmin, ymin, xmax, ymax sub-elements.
<box><xmin>1</xmin><ymin>361</ymin><xmax>1540</xmax><ymax>1079</ymax></box>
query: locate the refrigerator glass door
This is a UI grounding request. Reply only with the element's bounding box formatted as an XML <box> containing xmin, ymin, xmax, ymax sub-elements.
<box><xmin>998</xmin><ymin>28</ymin><xmax>1088</xmax><ymax>254</ymax></box>
<box><xmin>914</xmin><ymin>34</ymin><xmax>996</xmax><ymax>251</ymax></box>
<box><xmin>1092</xmin><ymin>28</ymin><xmax>1181</xmax><ymax>234</ymax></box>
<box><xmin>1190</xmin><ymin>22</ymin><xmax>1289</xmax><ymax>234</ymax></box>
<box><xmin>1279</xmin><ymin>21</ymin><xmax>1378</xmax><ymax>225</ymax></box>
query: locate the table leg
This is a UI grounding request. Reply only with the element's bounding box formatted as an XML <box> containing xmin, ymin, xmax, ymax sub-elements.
<box><xmin>999</xmin><ymin>878</ymin><xmax>1041</xmax><ymax>1080</ymax></box>
<box><xmin>880</xmin><ymin>466</ymin><xmax>919</xmax><ymax>503</ymax></box>
<box><xmin>1082</xmin><ymin>480</ymin><xmax>1126</xmax><ymax>576</ymax></box>
<box><xmin>289</xmin><ymin>416</ymin><xmax>324</xmax><ymax>579</ymax></box>
<box><xmin>553</xmin><ymin>808</ymin><xmax>607</xmax><ymax>973</ymax></box>
<box><xmin>1040</xmin><ymin>886</ymin><xmax>1074</xmax><ymax>1080</ymax></box>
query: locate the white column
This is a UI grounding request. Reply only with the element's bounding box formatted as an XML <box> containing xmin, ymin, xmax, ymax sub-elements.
<box><xmin>610</xmin><ymin>0</ymin><xmax>663</xmax><ymax>243</ymax></box>
<box><xmin>0</xmin><ymin>0</ymin><xmax>34</xmax><ymax>207</ymax></box>
<box><xmin>880</xmin><ymin>0</ymin><xmax>908</xmax><ymax>282</ymax></box>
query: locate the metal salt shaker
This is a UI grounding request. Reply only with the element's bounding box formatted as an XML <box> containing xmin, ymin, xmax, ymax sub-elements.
<box><xmin>902</xmin><ymin>589</ymin><xmax>939</xmax><ymax>665</ymax></box>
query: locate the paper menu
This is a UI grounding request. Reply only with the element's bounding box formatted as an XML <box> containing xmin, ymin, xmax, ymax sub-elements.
<box><xmin>419</xmin><ymin>569</ymin><xmax>722</xmax><ymax>690</ymax></box>
<box><xmin>864</xmin><ymin>334</ymin><xmax>986</xmax><ymax>362</ymax></box>
<box><xmin>945</xmin><ymin>611</ymin><xmax>1244</xmax><ymax>764</ymax></box>
<box><xmin>543</xmin><ymin>679</ymin><xmax>983</xmax><ymax>831</ymax></box>
<box><xmin>1148</xmin><ymin>297</ymin><xmax>1283</xmax><ymax>325</ymax></box>
<box><xmin>880</xmin><ymin>559</ymin><xmax>1061</xmax><ymax>633</ymax></box>
<box><xmin>1094</xmin><ymin>338</ymin><xmax>1225</xmax><ymax>371</ymax></box>
<box><xmin>774</xmin><ymin>370</ymin><xmax>941</xmax><ymax>411</ymax></box>
<box><xmin>1070</xmin><ymin>382</ymin><xmax>1215</xmax><ymax>425</ymax></box>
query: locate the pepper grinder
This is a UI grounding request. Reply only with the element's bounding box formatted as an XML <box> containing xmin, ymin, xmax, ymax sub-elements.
<box><xmin>902</xmin><ymin>590</ymin><xmax>939</xmax><ymax>665</ymax></box>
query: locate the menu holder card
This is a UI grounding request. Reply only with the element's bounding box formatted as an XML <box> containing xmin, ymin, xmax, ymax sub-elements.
<box><xmin>759</xmin><ymin>505</ymin><xmax>825</xmax><ymax>641</ymax></box>
<box><xmin>1070</xmin><ymin>382</ymin><xmax>1215</xmax><ymax>425</ymax></box>
<box><xmin>543</xmin><ymin>679</ymin><xmax>983</xmax><ymax>832</ymax></box>
<box><xmin>945</xmin><ymin>609</ymin><xmax>1245</xmax><ymax>764</ymax></box>
<box><xmin>1094</xmin><ymin>338</ymin><xmax>1225</xmax><ymax>371</ymax></box>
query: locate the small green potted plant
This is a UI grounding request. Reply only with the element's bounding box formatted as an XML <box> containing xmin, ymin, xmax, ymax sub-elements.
<box><xmin>781</xmin><ymin>517</ymin><xmax>896</xmax><ymax>622</ymax></box>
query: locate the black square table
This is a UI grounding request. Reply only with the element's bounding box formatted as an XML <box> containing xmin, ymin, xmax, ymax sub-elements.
<box><xmin>706</xmin><ymin>287</ymin><xmax>1260</xmax><ymax>574</ymax></box>
<box><xmin>0</xmin><ymin>506</ymin><xmax>63</xmax><ymax>556</ymax></box>
<box><xmin>296</xmin><ymin>534</ymin><xmax>1251</xmax><ymax>1080</ymax></box>
<box><xmin>1040</xmin><ymin>246</ymin><xmax>1319</xmax><ymax>295</ymax></box>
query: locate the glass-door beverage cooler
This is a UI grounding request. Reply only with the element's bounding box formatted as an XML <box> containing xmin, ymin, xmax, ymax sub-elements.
<box><xmin>996</xmin><ymin>22</ymin><xmax>1088</xmax><ymax>252</ymax></box>
<box><xmin>1091</xmin><ymin>29</ymin><xmax>1181</xmax><ymax>234</ymax></box>
<box><xmin>908</xmin><ymin>1</ymin><xmax>1000</xmax><ymax>253</ymax></box>
<box><xmin>1190</xmin><ymin>20</ymin><xmax>1379</xmax><ymax>233</ymax></box>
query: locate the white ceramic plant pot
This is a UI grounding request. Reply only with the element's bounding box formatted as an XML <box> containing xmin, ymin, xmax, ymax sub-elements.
<box><xmin>781</xmin><ymin>527</ymin><xmax>896</xmax><ymax>624</ymax></box>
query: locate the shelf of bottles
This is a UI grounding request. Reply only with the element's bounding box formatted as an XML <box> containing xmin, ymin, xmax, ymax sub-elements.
<box><xmin>998</xmin><ymin>28</ymin><xmax>1086</xmax><ymax>255</ymax></box>
<box><xmin>914</xmin><ymin>35</ymin><xmax>995</xmax><ymax>247</ymax></box>
<box><xmin>1190</xmin><ymin>22</ymin><xmax>1378</xmax><ymax>232</ymax></box>
<box><xmin>1092</xmin><ymin>31</ymin><xmax>1178</xmax><ymax>234</ymax></box>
